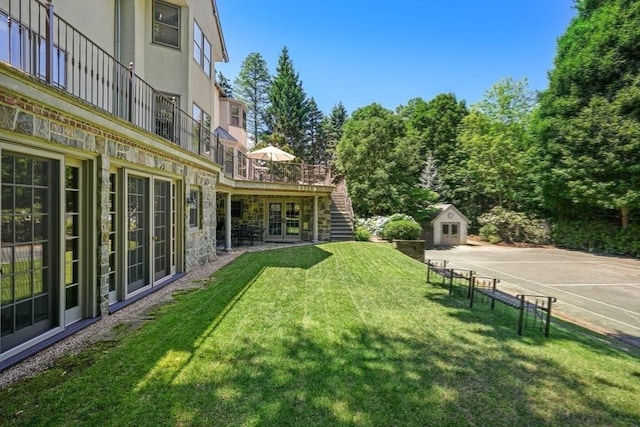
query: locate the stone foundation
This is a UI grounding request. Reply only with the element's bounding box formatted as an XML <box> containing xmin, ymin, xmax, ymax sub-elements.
<box><xmin>393</xmin><ymin>240</ymin><xmax>426</xmax><ymax>261</ymax></box>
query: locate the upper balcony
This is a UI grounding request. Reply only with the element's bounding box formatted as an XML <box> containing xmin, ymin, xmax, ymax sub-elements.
<box><xmin>0</xmin><ymin>0</ymin><xmax>332</xmax><ymax>186</ymax></box>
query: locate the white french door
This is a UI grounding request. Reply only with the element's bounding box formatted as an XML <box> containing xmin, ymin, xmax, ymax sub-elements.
<box><xmin>267</xmin><ymin>201</ymin><xmax>300</xmax><ymax>241</ymax></box>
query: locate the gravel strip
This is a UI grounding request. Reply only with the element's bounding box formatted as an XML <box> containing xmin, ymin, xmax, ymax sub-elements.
<box><xmin>0</xmin><ymin>248</ymin><xmax>249</xmax><ymax>389</ymax></box>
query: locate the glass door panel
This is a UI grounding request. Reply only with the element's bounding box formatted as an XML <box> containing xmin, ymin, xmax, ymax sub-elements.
<box><xmin>267</xmin><ymin>202</ymin><xmax>282</xmax><ymax>240</ymax></box>
<box><xmin>1</xmin><ymin>153</ymin><xmax>57</xmax><ymax>353</ymax></box>
<box><xmin>127</xmin><ymin>176</ymin><xmax>148</xmax><ymax>294</ymax></box>
<box><xmin>64</xmin><ymin>165</ymin><xmax>81</xmax><ymax>324</ymax></box>
<box><xmin>108</xmin><ymin>173</ymin><xmax>118</xmax><ymax>303</ymax></box>
<box><xmin>153</xmin><ymin>180</ymin><xmax>170</xmax><ymax>281</ymax></box>
<box><xmin>285</xmin><ymin>202</ymin><xmax>300</xmax><ymax>238</ymax></box>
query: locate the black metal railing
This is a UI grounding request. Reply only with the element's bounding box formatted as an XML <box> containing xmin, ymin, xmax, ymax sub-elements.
<box><xmin>0</xmin><ymin>0</ymin><xmax>332</xmax><ymax>185</ymax></box>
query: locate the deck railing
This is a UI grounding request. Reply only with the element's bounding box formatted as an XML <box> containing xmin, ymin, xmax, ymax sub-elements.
<box><xmin>0</xmin><ymin>0</ymin><xmax>332</xmax><ymax>185</ymax></box>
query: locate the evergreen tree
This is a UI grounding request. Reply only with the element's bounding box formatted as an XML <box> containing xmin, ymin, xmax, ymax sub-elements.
<box><xmin>323</xmin><ymin>102</ymin><xmax>348</xmax><ymax>167</ymax></box>
<box><xmin>396</xmin><ymin>94</ymin><xmax>467</xmax><ymax>203</ymax></box>
<box><xmin>234</xmin><ymin>52</ymin><xmax>271</xmax><ymax>145</ymax></box>
<box><xmin>266</xmin><ymin>47</ymin><xmax>308</xmax><ymax>156</ymax></box>
<box><xmin>216</xmin><ymin>71</ymin><xmax>233</xmax><ymax>98</ymax></box>
<box><xmin>304</xmin><ymin>98</ymin><xmax>326</xmax><ymax>164</ymax></box>
<box><xmin>534</xmin><ymin>0</ymin><xmax>640</xmax><ymax>228</ymax></box>
<box><xmin>419</xmin><ymin>154</ymin><xmax>440</xmax><ymax>193</ymax></box>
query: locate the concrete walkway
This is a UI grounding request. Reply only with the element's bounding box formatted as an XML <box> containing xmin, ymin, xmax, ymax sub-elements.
<box><xmin>424</xmin><ymin>244</ymin><xmax>640</xmax><ymax>348</ymax></box>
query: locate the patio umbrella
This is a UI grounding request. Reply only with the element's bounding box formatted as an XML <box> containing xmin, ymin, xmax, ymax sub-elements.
<box><xmin>246</xmin><ymin>145</ymin><xmax>296</xmax><ymax>162</ymax></box>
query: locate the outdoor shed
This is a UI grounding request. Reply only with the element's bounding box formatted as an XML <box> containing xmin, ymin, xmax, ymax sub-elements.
<box><xmin>424</xmin><ymin>204</ymin><xmax>471</xmax><ymax>246</ymax></box>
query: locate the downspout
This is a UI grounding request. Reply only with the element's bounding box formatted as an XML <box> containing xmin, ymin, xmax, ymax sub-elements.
<box><xmin>114</xmin><ymin>0</ymin><xmax>121</xmax><ymax>62</ymax></box>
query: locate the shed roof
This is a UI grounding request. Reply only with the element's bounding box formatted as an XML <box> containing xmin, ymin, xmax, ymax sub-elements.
<box><xmin>429</xmin><ymin>203</ymin><xmax>471</xmax><ymax>224</ymax></box>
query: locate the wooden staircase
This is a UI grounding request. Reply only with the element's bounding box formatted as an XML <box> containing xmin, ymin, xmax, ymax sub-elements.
<box><xmin>331</xmin><ymin>180</ymin><xmax>355</xmax><ymax>241</ymax></box>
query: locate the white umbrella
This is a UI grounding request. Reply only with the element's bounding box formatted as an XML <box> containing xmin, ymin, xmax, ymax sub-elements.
<box><xmin>246</xmin><ymin>145</ymin><xmax>296</xmax><ymax>162</ymax></box>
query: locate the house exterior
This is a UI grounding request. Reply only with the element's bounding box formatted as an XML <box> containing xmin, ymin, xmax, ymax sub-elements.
<box><xmin>424</xmin><ymin>204</ymin><xmax>470</xmax><ymax>246</ymax></box>
<box><xmin>0</xmin><ymin>0</ymin><xmax>334</xmax><ymax>369</ymax></box>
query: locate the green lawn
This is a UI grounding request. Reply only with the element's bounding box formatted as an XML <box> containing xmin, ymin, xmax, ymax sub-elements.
<box><xmin>1</xmin><ymin>242</ymin><xmax>639</xmax><ymax>426</ymax></box>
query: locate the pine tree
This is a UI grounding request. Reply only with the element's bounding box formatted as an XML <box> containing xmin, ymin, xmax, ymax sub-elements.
<box><xmin>216</xmin><ymin>71</ymin><xmax>233</xmax><ymax>98</ymax></box>
<box><xmin>419</xmin><ymin>154</ymin><xmax>440</xmax><ymax>193</ymax></box>
<box><xmin>304</xmin><ymin>98</ymin><xmax>326</xmax><ymax>164</ymax></box>
<box><xmin>234</xmin><ymin>52</ymin><xmax>271</xmax><ymax>145</ymax></box>
<box><xmin>323</xmin><ymin>102</ymin><xmax>348</xmax><ymax>167</ymax></box>
<box><xmin>265</xmin><ymin>47</ymin><xmax>308</xmax><ymax>156</ymax></box>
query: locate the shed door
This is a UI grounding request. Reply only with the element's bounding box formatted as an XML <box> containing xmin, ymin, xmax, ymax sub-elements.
<box><xmin>441</xmin><ymin>223</ymin><xmax>460</xmax><ymax>245</ymax></box>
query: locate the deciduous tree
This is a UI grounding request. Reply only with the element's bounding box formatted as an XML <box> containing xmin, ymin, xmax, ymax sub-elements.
<box><xmin>456</xmin><ymin>78</ymin><xmax>537</xmax><ymax>220</ymax></box>
<box><xmin>336</xmin><ymin>104</ymin><xmax>428</xmax><ymax>216</ymax></box>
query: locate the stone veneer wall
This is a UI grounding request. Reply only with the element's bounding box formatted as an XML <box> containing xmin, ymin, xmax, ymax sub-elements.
<box><xmin>0</xmin><ymin>86</ymin><xmax>219</xmax><ymax>315</ymax></box>
<box><xmin>224</xmin><ymin>194</ymin><xmax>331</xmax><ymax>242</ymax></box>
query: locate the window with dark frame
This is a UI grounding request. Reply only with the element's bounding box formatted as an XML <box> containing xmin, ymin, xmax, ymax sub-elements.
<box><xmin>231</xmin><ymin>200</ymin><xmax>242</xmax><ymax>218</ymax></box>
<box><xmin>193</xmin><ymin>21</ymin><xmax>211</xmax><ymax>77</ymax></box>
<box><xmin>152</xmin><ymin>1</ymin><xmax>180</xmax><ymax>49</ymax></box>
<box><xmin>188</xmin><ymin>188</ymin><xmax>200</xmax><ymax>228</ymax></box>
<box><xmin>192</xmin><ymin>103</ymin><xmax>211</xmax><ymax>154</ymax></box>
<box><xmin>1</xmin><ymin>11</ymin><xmax>67</xmax><ymax>88</ymax></box>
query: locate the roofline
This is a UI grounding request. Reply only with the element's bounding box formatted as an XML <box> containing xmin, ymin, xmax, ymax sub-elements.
<box><xmin>211</xmin><ymin>0</ymin><xmax>229</xmax><ymax>62</ymax></box>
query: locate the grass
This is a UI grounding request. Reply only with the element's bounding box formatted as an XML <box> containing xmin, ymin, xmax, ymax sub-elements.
<box><xmin>0</xmin><ymin>241</ymin><xmax>639</xmax><ymax>426</ymax></box>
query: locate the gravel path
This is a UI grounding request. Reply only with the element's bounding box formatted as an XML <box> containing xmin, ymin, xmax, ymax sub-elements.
<box><xmin>0</xmin><ymin>243</ymin><xmax>308</xmax><ymax>389</ymax></box>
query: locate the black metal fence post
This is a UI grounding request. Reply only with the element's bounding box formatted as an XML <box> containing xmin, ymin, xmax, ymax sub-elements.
<box><xmin>45</xmin><ymin>1</ymin><xmax>54</xmax><ymax>84</ymax></box>
<box><xmin>128</xmin><ymin>62</ymin><xmax>134</xmax><ymax>123</ymax></box>
<box><xmin>517</xmin><ymin>295</ymin><xmax>526</xmax><ymax>335</ymax></box>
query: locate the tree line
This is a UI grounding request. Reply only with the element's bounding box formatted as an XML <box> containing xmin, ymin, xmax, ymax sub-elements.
<box><xmin>223</xmin><ymin>0</ymin><xmax>639</xmax><ymax>255</ymax></box>
<box><xmin>220</xmin><ymin>47</ymin><xmax>347</xmax><ymax>167</ymax></box>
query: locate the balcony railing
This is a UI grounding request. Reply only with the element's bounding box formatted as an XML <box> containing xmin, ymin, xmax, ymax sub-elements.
<box><xmin>0</xmin><ymin>0</ymin><xmax>331</xmax><ymax>185</ymax></box>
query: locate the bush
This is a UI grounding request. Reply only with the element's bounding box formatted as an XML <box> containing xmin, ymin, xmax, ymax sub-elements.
<box><xmin>354</xmin><ymin>226</ymin><xmax>371</xmax><ymax>241</ymax></box>
<box><xmin>552</xmin><ymin>220</ymin><xmax>640</xmax><ymax>257</ymax></box>
<box><xmin>355</xmin><ymin>216</ymin><xmax>389</xmax><ymax>237</ymax></box>
<box><xmin>477</xmin><ymin>207</ymin><xmax>551</xmax><ymax>245</ymax></box>
<box><xmin>478</xmin><ymin>223</ymin><xmax>502</xmax><ymax>244</ymax></box>
<box><xmin>382</xmin><ymin>219</ymin><xmax>422</xmax><ymax>240</ymax></box>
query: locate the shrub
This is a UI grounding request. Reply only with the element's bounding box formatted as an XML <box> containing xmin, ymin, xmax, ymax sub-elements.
<box><xmin>382</xmin><ymin>219</ymin><xmax>422</xmax><ymax>240</ymax></box>
<box><xmin>355</xmin><ymin>216</ymin><xmax>389</xmax><ymax>237</ymax></box>
<box><xmin>477</xmin><ymin>207</ymin><xmax>551</xmax><ymax>245</ymax></box>
<box><xmin>552</xmin><ymin>220</ymin><xmax>640</xmax><ymax>257</ymax></box>
<box><xmin>387</xmin><ymin>213</ymin><xmax>415</xmax><ymax>223</ymax></box>
<box><xmin>478</xmin><ymin>223</ymin><xmax>502</xmax><ymax>244</ymax></box>
<box><xmin>354</xmin><ymin>226</ymin><xmax>371</xmax><ymax>241</ymax></box>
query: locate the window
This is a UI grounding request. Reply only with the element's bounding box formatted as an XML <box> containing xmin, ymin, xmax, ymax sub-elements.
<box><xmin>231</xmin><ymin>105</ymin><xmax>240</xmax><ymax>126</ymax></box>
<box><xmin>192</xmin><ymin>104</ymin><xmax>211</xmax><ymax>154</ymax></box>
<box><xmin>1</xmin><ymin>12</ymin><xmax>67</xmax><ymax>88</ymax></box>
<box><xmin>188</xmin><ymin>188</ymin><xmax>200</xmax><ymax>228</ymax></box>
<box><xmin>152</xmin><ymin>1</ymin><xmax>180</xmax><ymax>49</ymax></box>
<box><xmin>193</xmin><ymin>21</ymin><xmax>211</xmax><ymax>77</ymax></box>
<box><xmin>231</xmin><ymin>200</ymin><xmax>242</xmax><ymax>218</ymax></box>
<box><xmin>1</xmin><ymin>152</ymin><xmax>59</xmax><ymax>352</ymax></box>
<box><xmin>154</xmin><ymin>92</ymin><xmax>179</xmax><ymax>143</ymax></box>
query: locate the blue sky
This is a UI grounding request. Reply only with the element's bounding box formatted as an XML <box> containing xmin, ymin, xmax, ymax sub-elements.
<box><xmin>216</xmin><ymin>0</ymin><xmax>577</xmax><ymax>115</ymax></box>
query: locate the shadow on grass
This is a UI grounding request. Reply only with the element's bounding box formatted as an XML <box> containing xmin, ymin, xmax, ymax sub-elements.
<box><xmin>1</xmin><ymin>243</ymin><xmax>639</xmax><ymax>426</ymax></box>
<box><xmin>426</xmin><ymin>276</ymin><xmax>640</xmax><ymax>356</ymax></box>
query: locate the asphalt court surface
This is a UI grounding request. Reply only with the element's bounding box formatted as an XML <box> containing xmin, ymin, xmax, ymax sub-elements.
<box><xmin>424</xmin><ymin>244</ymin><xmax>640</xmax><ymax>348</ymax></box>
